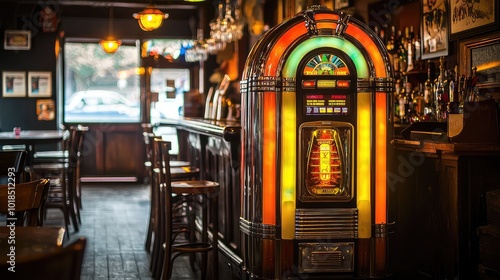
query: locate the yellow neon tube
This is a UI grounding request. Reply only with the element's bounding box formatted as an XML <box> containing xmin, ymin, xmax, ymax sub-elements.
<box><xmin>281</xmin><ymin>90</ymin><xmax>296</xmax><ymax>239</ymax></box>
<box><xmin>357</xmin><ymin>92</ymin><xmax>372</xmax><ymax>238</ymax></box>
<box><xmin>375</xmin><ymin>92</ymin><xmax>387</xmax><ymax>224</ymax></box>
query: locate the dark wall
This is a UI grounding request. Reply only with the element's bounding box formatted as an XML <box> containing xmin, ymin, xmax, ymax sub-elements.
<box><xmin>0</xmin><ymin>2</ymin><xmax>199</xmax><ymax>132</ymax></box>
<box><xmin>0</xmin><ymin>8</ymin><xmax>57</xmax><ymax>132</ymax></box>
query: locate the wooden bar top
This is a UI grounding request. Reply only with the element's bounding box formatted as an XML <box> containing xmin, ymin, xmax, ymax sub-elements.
<box><xmin>158</xmin><ymin>117</ymin><xmax>241</xmax><ymax>142</ymax></box>
<box><xmin>392</xmin><ymin>139</ymin><xmax>500</xmax><ymax>154</ymax></box>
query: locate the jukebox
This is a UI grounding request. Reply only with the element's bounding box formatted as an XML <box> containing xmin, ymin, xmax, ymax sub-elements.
<box><xmin>239</xmin><ymin>6</ymin><xmax>393</xmax><ymax>279</ymax></box>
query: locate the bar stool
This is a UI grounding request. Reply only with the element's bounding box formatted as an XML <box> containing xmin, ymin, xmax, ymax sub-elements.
<box><xmin>151</xmin><ymin>138</ymin><xmax>219</xmax><ymax>280</ymax></box>
<box><xmin>144</xmin><ymin>131</ymin><xmax>200</xmax><ymax>256</ymax></box>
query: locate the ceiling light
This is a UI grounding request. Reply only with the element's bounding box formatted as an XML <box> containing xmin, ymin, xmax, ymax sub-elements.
<box><xmin>133</xmin><ymin>5</ymin><xmax>168</xmax><ymax>31</ymax></box>
<box><xmin>100</xmin><ymin>6</ymin><xmax>121</xmax><ymax>54</ymax></box>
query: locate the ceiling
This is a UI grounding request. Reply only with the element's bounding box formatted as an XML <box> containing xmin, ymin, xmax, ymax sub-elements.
<box><xmin>0</xmin><ymin>0</ymin><xmax>210</xmax><ymax>21</ymax></box>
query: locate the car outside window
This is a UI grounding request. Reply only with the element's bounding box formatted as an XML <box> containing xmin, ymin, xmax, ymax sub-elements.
<box><xmin>64</xmin><ymin>42</ymin><xmax>141</xmax><ymax>123</ymax></box>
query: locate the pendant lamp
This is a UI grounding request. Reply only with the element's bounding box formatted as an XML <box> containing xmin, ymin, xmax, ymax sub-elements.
<box><xmin>133</xmin><ymin>4</ymin><xmax>168</xmax><ymax>31</ymax></box>
<box><xmin>100</xmin><ymin>6</ymin><xmax>121</xmax><ymax>54</ymax></box>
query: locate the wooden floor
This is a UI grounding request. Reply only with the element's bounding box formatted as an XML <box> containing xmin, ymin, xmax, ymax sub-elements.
<box><xmin>46</xmin><ymin>182</ymin><xmax>199</xmax><ymax>280</ymax></box>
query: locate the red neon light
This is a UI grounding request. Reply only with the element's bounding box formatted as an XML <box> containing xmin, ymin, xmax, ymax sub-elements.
<box><xmin>302</xmin><ymin>80</ymin><xmax>316</xmax><ymax>88</ymax></box>
<box><xmin>375</xmin><ymin>92</ymin><xmax>387</xmax><ymax>224</ymax></box>
<box><xmin>337</xmin><ymin>80</ymin><xmax>350</xmax><ymax>88</ymax></box>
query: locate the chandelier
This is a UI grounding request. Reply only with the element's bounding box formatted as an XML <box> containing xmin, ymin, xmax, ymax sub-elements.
<box><xmin>186</xmin><ymin>0</ymin><xmax>244</xmax><ymax>62</ymax></box>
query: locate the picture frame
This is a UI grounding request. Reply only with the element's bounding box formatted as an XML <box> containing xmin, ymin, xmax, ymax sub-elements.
<box><xmin>450</xmin><ymin>0</ymin><xmax>497</xmax><ymax>41</ymax></box>
<box><xmin>36</xmin><ymin>99</ymin><xmax>56</xmax><ymax>121</ymax></box>
<box><xmin>459</xmin><ymin>35</ymin><xmax>500</xmax><ymax>99</ymax></box>
<box><xmin>335</xmin><ymin>0</ymin><xmax>350</xmax><ymax>10</ymax></box>
<box><xmin>28</xmin><ymin>71</ymin><xmax>52</xmax><ymax>97</ymax></box>
<box><xmin>421</xmin><ymin>0</ymin><xmax>449</xmax><ymax>59</ymax></box>
<box><xmin>4</xmin><ymin>30</ymin><xmax>31</xmax><ymax>50</ymax></box>
<box><xmin>2</xmin><ymin>71</ymin><xmax>26</xmax><ymax>97</ymax></box>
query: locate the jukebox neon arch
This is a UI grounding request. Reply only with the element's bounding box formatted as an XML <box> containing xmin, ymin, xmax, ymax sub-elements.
<box><xmin>240</xmin><ymin>6</ymin><xmax>393</xmax><ymax>279</ymax></box>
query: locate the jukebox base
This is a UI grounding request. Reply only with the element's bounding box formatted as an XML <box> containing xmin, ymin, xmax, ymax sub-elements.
<box><xmin>298</xmin><ymin>242</ymin><xmax>354</xmax><ymax>273</ymax></box>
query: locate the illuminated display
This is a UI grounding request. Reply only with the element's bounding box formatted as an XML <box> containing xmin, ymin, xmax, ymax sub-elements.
<box><xmin>305</xmin><ymin>94</ymin><xmax>349</xmax><ymax>115</ymax></box>
<box><xmin>300</xmin><ymin>126</ymin><xmax>352</xmax><ymax>201</ymax></box>
<box><xmin>317</xmin><ymin>80</ymin><xmax>336</xmax><ymax>88</ymax></box>
<box><xmin>303</xmin><ymin>54</ymin><xmax>350</xmax><ymax>76</ymax></box>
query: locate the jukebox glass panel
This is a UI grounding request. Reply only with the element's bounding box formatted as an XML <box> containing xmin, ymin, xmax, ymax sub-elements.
<box><xmin>299</xmin><ymin>121</ymin><xmax>353</xmax><ymax>202</ymax></box>
<box><xmin>303</xmin><ymin>54</ymin><xmax>350</xmax><ymax>76</ymax></box>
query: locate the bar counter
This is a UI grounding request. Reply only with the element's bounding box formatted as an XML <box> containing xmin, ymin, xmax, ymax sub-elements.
<box><xmin>158</xmin><ymin>117</ymin><xmax>243</xmax><ymax>279</ymax></box>
<box><xmin>390</xmin><ymin>139</ymin><xmax>500</xmax><ymax>279</ymax></box>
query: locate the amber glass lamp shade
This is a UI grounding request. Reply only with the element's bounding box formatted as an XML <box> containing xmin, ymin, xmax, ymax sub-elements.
<box><xmin>133</xmin><ymin>6</ymin><xmax>168</xmax><ymax>31</ymax></box>
<box><xmin>100</xmin><ymin>37</ymin><xmax>122</xmax><ymax>54</ymax></box>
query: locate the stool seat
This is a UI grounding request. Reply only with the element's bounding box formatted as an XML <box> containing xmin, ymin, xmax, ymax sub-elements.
<box><xmin>170</xmin><ymin>160</ymin><xmax>190</xmax><ymax>168</ymax></box>
<box><xmin>171</xmin><ymin>180</ymin><xmax>219</xmax><ymax>195</ymax></box>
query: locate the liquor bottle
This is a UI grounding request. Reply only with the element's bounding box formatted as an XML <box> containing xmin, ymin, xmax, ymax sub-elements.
<box><xmin>447</xmin><ymin>68</ymin><xmax>459</xmax><ymax>116</ymax></box>
<box><xmin>424</xmin><ymin>60</ymin><xmax>435</xmax><ymax>118</ymax></box>
<box><xmin>414</xmin><ymin>31</ymin><xmax>422</xmax><ymax>70</ymax></box>
<box><xmin>413</xmin><ymin>83</ymin><xmax>425</xmax><ymax>120</ymax></box>
<box><xmin>407</xmin><ymin>26</ymin><xmax>415</xmax><ymax>72</ymax></box>
<box><xmin>379</xmin><ymin>28</ymin><xmax>386</xmax><ymax>46</ymax></box>
<box><xmin>394</xmin><ymin>78</ymin><xmax>401</xmax><ymax>124</ymax></box>
<box><xmin>399</xmin><ymin>76</ymin><xmax>407</xmax><ymax>124</ymax></box>
<box><xmin>386</xmin><ymin>25</ymin><xmax>396</xmax><ymax>54</ymax></box>
<box><xmin>434</xmin><ymin>57</ymin><xmax>447</xmax><ymax>122</ymax></box>
<box><xmin>373</xmin><ymin>26</ymin><xmax>379</xmax><ymax>40</ymax></box>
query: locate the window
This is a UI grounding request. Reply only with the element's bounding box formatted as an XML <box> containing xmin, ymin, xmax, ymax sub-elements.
<box><xmin>63</xmin><ymin>42</ymin><xmax>141</xmax><ymax>123</ymax></box>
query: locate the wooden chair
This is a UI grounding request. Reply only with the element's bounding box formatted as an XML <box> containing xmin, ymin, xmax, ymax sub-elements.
<box><xmin>30</xmin><ymin>126</ymin><xmax>87</xmax><ymax>236</ymax></box>
<box><xmin>0</xmin><ymin>179</ymin><xmax>50</xmax><ymax>226</ymax></box>
<box><xmin>0</xmin><ymin>237</ymin><xmax>87</xmax><ymax>280</ymax></box>
<box><xmin>0</xmin><ymin>150</ymin><xmax>27</xmax><ymax>184</ymax></box>
<box><xmin>151</xmin><ymin>138</ymin><xmax>219</xmax><ymax>280</ymax></box>
<box><xmin>33</xmin><ymin>125</ymin><xmax>88</xmax><ymax>215</ymax></box>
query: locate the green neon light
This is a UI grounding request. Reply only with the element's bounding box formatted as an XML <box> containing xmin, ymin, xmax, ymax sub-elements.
<box><xmin>283</xmin><ymin>37</ymin><xmax>369</xmax><ymax>78</ymax></box>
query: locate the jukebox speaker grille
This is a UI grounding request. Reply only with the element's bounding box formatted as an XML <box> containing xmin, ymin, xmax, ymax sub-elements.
<box><xmin>295</xmin><ymin>208</ymin><xmax>358</xmax><ymax>239</ymax></box>
<box><xmin>299</xmin><ymin>242</ymin><xmax>354</xmax><ymax>273</ymax></box>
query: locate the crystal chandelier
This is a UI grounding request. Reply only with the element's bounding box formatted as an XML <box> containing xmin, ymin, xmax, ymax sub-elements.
<box><xmin>186</xmin><ymin>0</ymin><xmax>244</xmax><ymax>62</ymax></box>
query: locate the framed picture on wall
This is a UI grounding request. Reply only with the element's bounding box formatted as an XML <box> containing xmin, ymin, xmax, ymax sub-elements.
<box><xmin>28</xmin><ymin>71</ymin><xmax>52</xmax><ymax>97</ymax></box>
<box><xmin>2</xmin><ymin>71</ymin><xmax>26</xmax><ymax>97</ymax></box>
<box><xmin>450</xmin><ymin>0</ymin><xmax>498</xmax><ymax>40</ymax></box>
<box><xmin>421</xmin><ymin>0</ymin><xmax>449</xmax><ymax>59</ymax></box>
<box><xmin>4</xmin><ymin>30</ymin><xmax>31</xmax><ymax>50</ymax></box>
<box><xmin>36</xmin><ymin>99</ymin><xmax>55</xmax><ymax>121</ymax></box>
<box><xmin>335</xmin><ymin>0</ymin><xmax>350</xmax><ymax>10</ymax></box>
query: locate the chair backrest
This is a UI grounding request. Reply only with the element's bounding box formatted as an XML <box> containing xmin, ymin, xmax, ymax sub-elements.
<box><xmin>0</xmin><ymin>178</ymin><xmax>50</xmax><ymax>226</ymax></box>
<box><xmin>0</xmin><ymin>150</ymin><xmax>27</xmax><ymax>183</ymax></box>
<box><xmin>0</xmin><ymin>237</ymin><xmax>87</xmax><ymax>280</ymax></box>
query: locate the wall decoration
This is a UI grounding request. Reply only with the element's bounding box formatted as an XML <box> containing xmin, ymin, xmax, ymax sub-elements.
<box><xmin>4</xmin><ymin>30</ymin><xmax>31</xmax><ymax>50</ymax></box>
<box><xmin>335</xmin><ymin>0</ymin><xmax>350</xmax><ymax>10</ymax></box>
<box><xmin>36</xmin><ymin>99</ymin><xmax>55</xmax><ymax>121</ymax></box>
<box><xmin>459</xmin><ymin>36</ymin><xmax>500</xmax><ymax>99</ymax></box>
<box><xmin>450</xmin><ymin>0</ymin><xmax>497</xmax><ymax>40</ymax></box>
<box><xmin>28</xmin><ymin>71</ymin><xmax>52</xmax><ymax>97</ymax></box>
<box><xmin>421</xmin><ymin>0</ymin><xmax>449</xmax><ymax>59</ymax></box>
<box><xmin>2</xmin><ymin>71</ymin><xmax>26</xmax><ymax>97</ymax></box>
